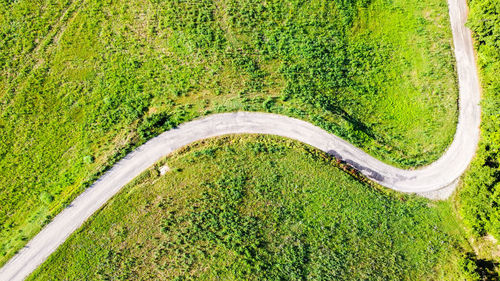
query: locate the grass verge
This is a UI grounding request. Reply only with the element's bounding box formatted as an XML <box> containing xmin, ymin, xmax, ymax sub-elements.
<box><xmin>29</xmin><ymin>136</ymin><xmax>472</xmax><ymax>280</ymax></box>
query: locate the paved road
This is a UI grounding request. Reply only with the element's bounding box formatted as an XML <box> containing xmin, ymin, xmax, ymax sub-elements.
<box><xmin>0</xmin><ymin>0</ymin><xmax>481</xmax><ymax>280</ymax></box>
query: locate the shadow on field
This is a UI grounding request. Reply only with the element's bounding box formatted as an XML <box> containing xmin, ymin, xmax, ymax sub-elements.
<box><xmin>476</xmin><ymin>258</ymin><xmax>499</xmax><ymax>281</ymax></box>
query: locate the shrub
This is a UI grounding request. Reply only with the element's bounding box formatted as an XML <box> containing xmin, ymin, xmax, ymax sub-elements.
<box><xmin>39</xmin><ymin>191</ymin><xmax>54</xmax><ymax>205</ymax></box>
<box><xmin>83</xmin><ymin>155</ymin><xmax>95</xmax><ymax>164</ymax></box>
<box><xmin>458</xmin><ymin>253</ymin><xmax>481</xmax><ymax>281</ymax></box>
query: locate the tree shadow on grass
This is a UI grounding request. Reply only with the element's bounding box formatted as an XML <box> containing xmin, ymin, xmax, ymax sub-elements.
<box><xmin>322</xmin><ymin>99</ymin><xmax>377</xmax><ymax>140</ymax></box>
<box><xmin>476</xmin><ymin>258</ymin><xmax>499</xmax><ymax>281</ymax></box>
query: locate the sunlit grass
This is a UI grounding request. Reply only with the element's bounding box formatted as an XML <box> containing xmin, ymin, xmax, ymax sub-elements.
<box><xmin>29</xmin><ymin>136</ymin><xmax>466</xmax><ymax>280</ymax></box>
<box><xmin>0</xmin><ymin>0</ymin><xmax>457</xmax><ymax>265</ymax></box>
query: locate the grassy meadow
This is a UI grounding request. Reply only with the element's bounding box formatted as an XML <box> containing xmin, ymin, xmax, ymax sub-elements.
<box><xmin>0</xmin><ymin>0</ymin><xmax>458</xmax><ymax>266</ymax></box>
<box><xmin>29</xmin><ymin>136</ymin><xmax>471</xmax><ymax>280</ymax></box>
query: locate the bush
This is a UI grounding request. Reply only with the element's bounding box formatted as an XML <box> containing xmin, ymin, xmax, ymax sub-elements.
<box><xmin>83</xmin><ymin>155</ymin><xmax>95</xmax><ymax>164</ymax></box>
<box><xmin>137</xmin><ymin>112</ymin><xmax>175</xmax><ymax>140</ymax></box>
<box><xmin>39</xmin><ymin>191</ymin><xmax>54</xmax><ymax>205</ymax></box>
<box><xmin>458</xmin><ymin>253</ymin><xmax>481</xmax><ymax>281</ymax></box>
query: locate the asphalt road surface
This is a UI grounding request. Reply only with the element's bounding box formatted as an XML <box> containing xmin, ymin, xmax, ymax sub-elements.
<box><xmin>0</xmin><ymin>0</ymin><xmax>481</xmax><ymax>280</ymax></box>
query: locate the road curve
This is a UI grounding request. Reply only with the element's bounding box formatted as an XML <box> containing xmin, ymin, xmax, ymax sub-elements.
<box><xmin>0</xmin><ymin>0</ymin><xmax>480</xmax><ymax>280</ymax></box>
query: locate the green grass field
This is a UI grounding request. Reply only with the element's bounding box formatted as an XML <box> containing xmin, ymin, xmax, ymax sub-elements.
<box><xmin>28</xmin><ymin>136</ymin><xmax>470</xmax><ymax>280</ymax></box>
<box><xmin>0</xmin><ymin>0</ymin><xmax>458</xmax><ymax>266</ymax></box>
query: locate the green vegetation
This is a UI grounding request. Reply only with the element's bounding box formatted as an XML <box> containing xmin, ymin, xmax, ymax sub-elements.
<box><xmin>29</xmin><ymin>136</ymin><xmax>469</xmax><ymax>280</ymax></box>
<box><xmin>456</xmin><ymin>0</ymin><xmax>500</xmax><ymax>273</ymax></box>
<box><xmin>458</xmin><ymin>0</ymin><xmax>500</xmax><ymax>241</ymax></box>
<box><xmin>0</xmin><ymin>0</ymin><xmax>458</xmax><ymax>265</ymax></box>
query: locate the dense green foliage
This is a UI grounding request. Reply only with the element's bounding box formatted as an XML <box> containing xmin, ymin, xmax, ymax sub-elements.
<box><xmin>0</xmin><ymin>0</ymin><xmax>458</xmax><ymax>265</ymax></box>
<box><xmin>458</xmin><ymin>0</ymin><xmax>500</xmax><ymax>239</ymax></box>
<box><xmin>29</xmin><ymin>136</ymin><xmax>467</xmax><ymax>280</ymax></box>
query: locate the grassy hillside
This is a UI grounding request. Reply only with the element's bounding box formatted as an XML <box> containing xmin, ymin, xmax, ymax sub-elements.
<box><xmin>29</xmin><ymin>136</ymin><xmax>469</xmax><ymax>280</ymax></box>
<box><xmin>0</xmin><ymin>0</ymin><xmax>457</xmax><ymax>265</ymax></box>
<box><xmin>458</xmin><ymin>0</ymin><xmax>500</xmax><ymax>249</ymax></box>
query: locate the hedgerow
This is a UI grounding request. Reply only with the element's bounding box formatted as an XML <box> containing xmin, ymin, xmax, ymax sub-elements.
<box><xmin>458</xmin><ymin>0</ymin><xmax>500</xmax><ymax>239</ymax></box>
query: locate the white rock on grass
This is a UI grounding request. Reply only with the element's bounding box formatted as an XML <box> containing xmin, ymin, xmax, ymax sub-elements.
<box><xmin>159</xmin><ymin>165</ymin><xmax>170</xmax><ymax>175</ymax></box>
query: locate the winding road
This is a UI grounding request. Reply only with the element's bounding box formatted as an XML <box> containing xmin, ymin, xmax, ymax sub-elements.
<box><xmin>0</xmin><ymin>0</ymin><xmax>481</xmax><ymax>280</ymax></box>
